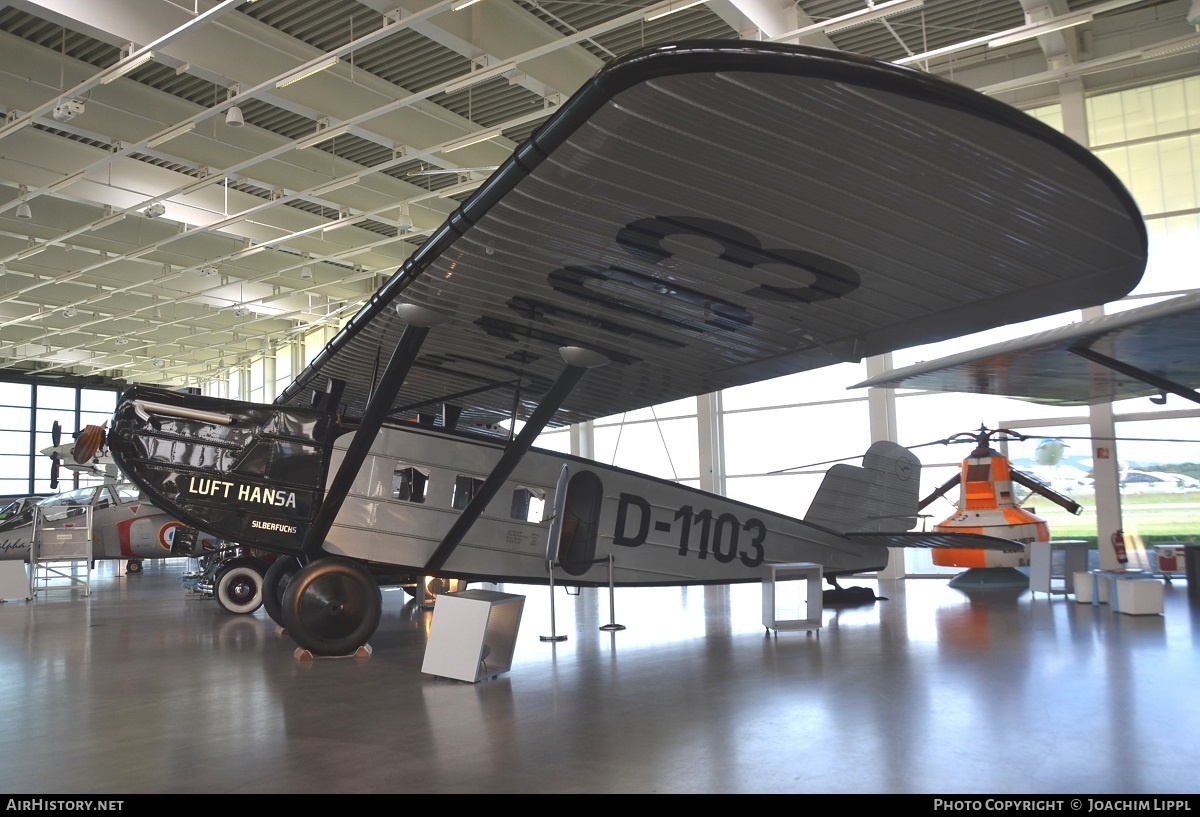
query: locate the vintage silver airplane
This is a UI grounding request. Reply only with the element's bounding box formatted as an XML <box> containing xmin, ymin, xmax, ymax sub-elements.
<box><xmin>105</xmin><ymin>41</ymin><xmax>1148</xmax><ymax>657</ymax></box>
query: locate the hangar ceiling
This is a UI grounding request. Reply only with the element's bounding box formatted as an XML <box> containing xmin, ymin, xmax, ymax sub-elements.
<box><xmin>0</xmin><ymin>0</ymin><xmax>1196</xmax><ymax>392</ymax></box>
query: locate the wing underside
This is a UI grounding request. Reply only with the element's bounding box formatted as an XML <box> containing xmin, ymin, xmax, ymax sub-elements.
<box><xmin>852</xmin><ymin>292</ymin><xmax>1200</xmax><ymax>405</ymax></box>
<box><xmin>277</xmin><ymin>41</ymin><xmax>1147</xmax><ymax>428</ymax></box>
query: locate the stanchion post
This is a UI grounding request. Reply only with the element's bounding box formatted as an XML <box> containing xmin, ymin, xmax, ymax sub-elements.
<box><xmin>600</xmin><ymin>553</ymin><xmax>625</xmax><ymax>632</ymax></box>
<box><xmin>540</xmin><ymin>560</ymin><xmax>568</xmax><ymax>642</ymax></box>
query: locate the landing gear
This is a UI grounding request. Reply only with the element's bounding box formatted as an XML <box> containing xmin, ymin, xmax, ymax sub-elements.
<box><xmin>214</xmin><ymin>558</ymin><xmax>271</xmax><ymax>615</ymax></box>
<box><xmin>262</xmin><ymin>555</ymin><xmax>304</xmax><ymax>627</ymax></box>
<box><xmin>126</xmin><ymin>560</ymin><xmax>143</xmax><ymax>575</ymax></box>
<box><xmin>281</xmin><ymin>557</ymin><xmax>382</xmax><ymax>656</ymax></box>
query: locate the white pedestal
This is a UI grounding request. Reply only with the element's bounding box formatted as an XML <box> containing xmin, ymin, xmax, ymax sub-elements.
<box><xmin>1073</xmin><ymin>571</ymin><xmax>1093</xmax><ymax>603</ymax></box>
<box><xmin>422</xmin><ymin>589</ymin><xmax>524</xmax><ymax>682</ymax></box>
<box><xmin>0</xmin><ymin>561</ymin><xmax>30</xmax><ymax>601</ymax></box>
<box><xmin>1115</xmin><ymin>578</ymin><xmax>1164</xmax><ymax>615</ymax></box>
<box><xmin>762</xmin><ymin>562</ymin><xmax>822</xmax><ymax>633</ymax></box>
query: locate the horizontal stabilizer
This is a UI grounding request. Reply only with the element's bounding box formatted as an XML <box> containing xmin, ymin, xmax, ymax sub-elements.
<box><xmin>846</xmin><ymin>532</ymin><xmax>1026</xmax><ymax>551</ymax></box>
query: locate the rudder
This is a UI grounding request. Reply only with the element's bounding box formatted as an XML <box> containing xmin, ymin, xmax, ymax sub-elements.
<box><xmin>804</xmin><ymin>441</ymin><xmax>921</xmax><ymax>533</ymax></box>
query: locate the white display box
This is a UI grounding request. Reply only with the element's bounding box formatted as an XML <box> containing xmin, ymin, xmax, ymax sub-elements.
<box><xmin>762</xmin><ymin>562</ymin><xmax>822</xmax><ymax>633</ymax></box>
<box><xmin>0</xmin><ymin>561</ymin><xmax>29</xmax><ymax>601</ymax></box>
<box><xmin>422</xmin><ymin>589</ymin><xmax>525</xmax><ymax>682</ymax></box>
<box><xmin>1073</xmin><ymin>571</ymin><xmax>1093</xmax><ymax>604</ymax></box>
<box><xmin>1115</xmin><ymin>577</ymin><xmax>1164</xmax><ymax>615</ymax></box>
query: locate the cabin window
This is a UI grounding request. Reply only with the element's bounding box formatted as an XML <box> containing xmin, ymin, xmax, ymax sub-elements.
<box><xmin>510</xmin><ymin>486</ymin><xmax>546</xmax><ymax>522</ymax></box>
<box><xmin>392</xmin><ymin>465</ymin><xmax>429</xmax><ymax>503</ymax></box>
<box><xmin>452</xmin><ymin>475</ymin><xmax>485</xmax><ymax>510</ymax></box>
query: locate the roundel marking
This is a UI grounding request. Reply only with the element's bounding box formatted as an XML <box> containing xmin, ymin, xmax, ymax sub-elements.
<box><xmin>158</xmin><ymin>521</ymin><xmax>184</xmax><ymax>552</ymax></box>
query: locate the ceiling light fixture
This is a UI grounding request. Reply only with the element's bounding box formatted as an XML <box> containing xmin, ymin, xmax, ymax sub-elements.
<box><xmin>146</xmin><ymin>121</ymin><xmax>196</xmax><ymax>148</ymax></box>
<box><xmin>15</xmin><ymin>184</ymin><xmax>31</xmax><ymax>219</ymax></box>
<box><xmin>827</xmin><ymin>0</ymin><xmax>924</xmax><ymax>33</ymax></box>
<box><xmin>295</xmin><ymin>123</ymin><xmax>351</xmax><ymax>150</ymax></box>
<box><xmin>395</xmin><ymin>203</ymin><xmax>412</xmax><ymax>232</ymax></box>
<box><xmin>276</xmin><ymin>55</ymin><xmax>340</xmax><ymax>88</ymax></box>
<box><xmin>444</xmin><ymin>61</ymin><xmax>516</xmax><ymax>93</ymax></box>
<box><xmin>771</xmin><ymin>0</ymin><xmax>923</xmax><ymax>41</ymax></box>
<box><xmin>644</xmin><ymin>0</ymin><xmax>710</xmax><ymax>22</ymax></box>
<box><xmin>101</xmin><ymin>49</ymin><xmax>155</xmax><ymax>84</ymax></box>
<box><xmin>226</xmin><ymin>105</ymin><xmax>244</xmax><ymax>127</ymax></box>
<box><xmin>1140</xmin><ymin>36</ymin><xmax>1200</xmax><ymax>59</ymax></box>
<box><xmin>16</xmin><ymin>243</ymin><xmax>45</xmax><ymax>260</ymax></box>
<box><xmin>300</xmin><ymin>264</ymin><xmax>313</xmax><ymax>280</ymax></box>
<box><xmin>52</xmin><ymin>98</ymin><xmax>85</xmax><ymax>123</ymax></box>
<box><xmin>311</xmin><ymin>175</ymin><xmax>360</xmax><ymax>195</ymax></box>
<box><xmin>451</xmin><ymin>0</ymin><xmax>485</xmax><ymax>9</ymax></box>
<box><xmin>441</xmin><ymin>129</ymin><xmax>503</xmax><ymax>153</ymax></box>
<box><xmin>93</xmin><ymin>209</ymin><xmax>126</xmax><ymax>230</ymax></box>
<box><xmin>438</xmin><ymin>178</ymin><xmax>485</xmax><ymax>198</ymax></box>
<box><xmin>47</xmin><ymin>172</ymin><xmax>85</xmax><ymax>192</ymax></box>
<box><xmin>987</xmin><ymin>12</ymin><xmax>1094</xmax><ymax>48</ymax></box>
<box><xmin>0</xmin><ymin>117</ymin><xmax>32</xmax><ymax>139</ymax></box>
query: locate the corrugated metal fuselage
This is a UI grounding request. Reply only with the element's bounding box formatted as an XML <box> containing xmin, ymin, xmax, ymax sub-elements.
<box><xmin>325</xmin><ymin>424</ymin><xmax>888</xmax><ymax>586</ymax></box>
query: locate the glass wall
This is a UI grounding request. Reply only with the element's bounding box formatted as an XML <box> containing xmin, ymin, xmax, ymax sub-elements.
<box><xmin>0</xmin><ymin>381</ymin><xmax>117</xmax><ymax>498</ymax></box>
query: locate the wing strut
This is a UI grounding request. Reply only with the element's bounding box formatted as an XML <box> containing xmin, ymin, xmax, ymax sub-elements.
<box><xmin>423</xmin><ymin>346</ymin><xmax>609</xmax><ymax>573</ymax></box>
<box><xmin>300</xmin><ymin>305</ymin><xmax>445</xmax><ymax>560</ymax></box>
<box><xmin>1068</xmin><ymin>345</ymin><xmax>1200</xmax><ymax>406</ymax></box>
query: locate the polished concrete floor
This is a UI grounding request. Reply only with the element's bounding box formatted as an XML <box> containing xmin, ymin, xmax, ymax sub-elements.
<box><xmin>1</xmin><ymin>558</ymin><xmax>1198</xmax><ymax>795</ymax></box>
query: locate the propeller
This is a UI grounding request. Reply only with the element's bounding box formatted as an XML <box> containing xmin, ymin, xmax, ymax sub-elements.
<box><xmin>71</xmin><ymin>422</ymin><xmax>107</xmax><ymax>465</ymax></box>
<box><xmin>49</xmin><ymin>421</ymin><xmax>62</xmax><ymax>490</ymax></box>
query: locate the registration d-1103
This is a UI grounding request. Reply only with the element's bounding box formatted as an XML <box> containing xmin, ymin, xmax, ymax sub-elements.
<box><xmin>611</xmin><ymin>492</ymin><xmax>766</xmax><ymax>568</ymax></box>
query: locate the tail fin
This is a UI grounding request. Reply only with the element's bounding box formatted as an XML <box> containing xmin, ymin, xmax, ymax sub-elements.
<box><xmin>803</xmin><ymin>441</ymin><xmax>921</xmax><ymax>533</ymax></box>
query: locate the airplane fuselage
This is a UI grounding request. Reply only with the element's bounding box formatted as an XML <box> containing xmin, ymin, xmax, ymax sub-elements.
<box><xmin>110</xmin><ymin>388</ymin><xmax>892</xmax><ymax>587</ymax></box>
<box><xmin>322</xmin><ymin>425</ymin><xmax>890</xmax><ymax>586</ymax></box>
<box><xmin>0</xmin><ymin>484</ymin><xmax>220</xmax><ymax>563</ymax></box>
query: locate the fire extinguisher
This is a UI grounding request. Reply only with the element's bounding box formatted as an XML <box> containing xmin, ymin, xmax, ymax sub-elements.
<box><xmin>1112</xmin><ymin>529</ymin><xmax>1128</xmax><ymax>565</ymax></box>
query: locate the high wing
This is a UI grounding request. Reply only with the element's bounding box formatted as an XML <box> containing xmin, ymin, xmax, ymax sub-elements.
<box><xmin>276</xmin><ymin>41</ymin><xmax>1147</xmax><ymax>428</ymax></box>
<box><xmin>851</xmin><ymin>292</ymin><xmax>1200</xmax><ymax>406</ymax></box>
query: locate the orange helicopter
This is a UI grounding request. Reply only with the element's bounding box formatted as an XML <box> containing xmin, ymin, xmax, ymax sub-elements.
<box><xmin>918</xmin><ymin>426</ymin><xmax>1083</xmax><ymax>588</ymax></box>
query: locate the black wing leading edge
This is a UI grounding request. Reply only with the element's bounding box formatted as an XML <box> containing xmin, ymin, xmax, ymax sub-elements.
<box><xmin>277</xmin><ymin>41</ymin><xmax>1148</xmax><ymax>429</ymax></box>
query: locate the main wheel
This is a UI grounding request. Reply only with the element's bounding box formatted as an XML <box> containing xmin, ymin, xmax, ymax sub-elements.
<box><xmin>125</xmin><ymin>560</ymin><xmax>143</xmax><ymax>575</ymax></box>
<box><xmin>281</xmin><ymin>558</ymin><xmax>382</xmax><ymax>656</ymax></box>
<box><xmin>214</xmin><ymin>558</ymin><xmax>270</xmax><ymax>615</ymax></box>
<box><xmin>262</xmin><ymin>555</ymin><xmax>303</xmax><ymax>627</ymax></box>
